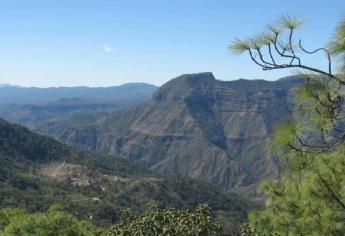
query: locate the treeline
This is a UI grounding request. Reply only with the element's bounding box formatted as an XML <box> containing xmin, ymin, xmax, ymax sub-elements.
<box><xmin>0</xmin><ymin>204</ymin><xmax>222</xmax><ymax>236</ymax></box>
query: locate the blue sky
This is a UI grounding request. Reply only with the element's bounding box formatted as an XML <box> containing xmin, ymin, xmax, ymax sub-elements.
<box><xmin>0</xmin><ymin>0</ymin><xmax>344</xmax><ymax>87</ymax></box>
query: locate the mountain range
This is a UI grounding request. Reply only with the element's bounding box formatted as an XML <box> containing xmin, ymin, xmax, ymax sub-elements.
<box><xmin>0</xmin><ymin>72</ymin><xmax>306</xmax><ymax>234</ymax></box>
<box><xmin>0</xmin><ymin>83</ymin><xmax>157</xmax><ymax>105</ymax></box>
<box><xmin>0</xmin><ymin>83</ymin><xmax>158</xmax><ymax>132</ymax></box>
<box><xmin>17</xmin><ymin>72</ymin><xmax>303</xmax><ymax>199</ymax></box>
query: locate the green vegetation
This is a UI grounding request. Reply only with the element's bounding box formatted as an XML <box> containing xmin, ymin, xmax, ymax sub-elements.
<box><xmin>0</xmin><ymin>117</ymin><xmax>250</xmax><ymax>234</ymax></box>
<box><xmin>231</xmin><ymin>16</ymin><xmax>345</xmax><ymax>235</ymax></box>
<box><xmin>0</xmin><ymin>207</ymin><xmax>98</xmax><ymax>236</ymax></box>
<box><xmin>0</xmin><ymin>204</ymin><xmax>224</xmax><ymax>236</ymax></box>
<box><xmin>106</xmin><ymin>203</ymin><xmax>222</xmax><ymax>236</ymax></box>
<box><xmin>248</xmin><ymin>148</ymin><xmax>345</xmax><ymax>235</ymax></box>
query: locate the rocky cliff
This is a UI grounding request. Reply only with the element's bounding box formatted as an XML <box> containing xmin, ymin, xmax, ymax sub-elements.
<box><xmin>54</xmin><ymin>73</ymin><xmax>303</xmax><ymax>198</ymax></box>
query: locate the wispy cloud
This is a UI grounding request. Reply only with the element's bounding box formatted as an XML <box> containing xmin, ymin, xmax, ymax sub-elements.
<box><xmin>103</xmin><ymin>44</ymin><xmax>114</xmax><ymax>53</ymax></box>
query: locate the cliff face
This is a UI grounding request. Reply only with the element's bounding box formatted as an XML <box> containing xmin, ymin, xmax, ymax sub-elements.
<box><xmin>60</xmin><ymin>72</ymin><xmax>302</xmax><ymax>197</ymax></box>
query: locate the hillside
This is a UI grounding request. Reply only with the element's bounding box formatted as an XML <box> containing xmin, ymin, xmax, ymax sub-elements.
<box><xmin>54</xmin><ymin>72</ymin><xmax>303</xmax><ymax>199</ymax></box>
<box><xmin>0</xmin><ymin>118</ymin><xmax>250</xmax><ymax>233</ymax></box>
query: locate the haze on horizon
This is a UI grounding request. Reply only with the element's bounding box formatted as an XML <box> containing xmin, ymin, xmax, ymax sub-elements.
<box><xmin>0</xmin><ymin>0</ymin><xmax>344</xmax><ymax>88</ymax></box>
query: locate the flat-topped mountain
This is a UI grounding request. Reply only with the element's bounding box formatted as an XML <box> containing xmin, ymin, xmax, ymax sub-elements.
<box><xmin>54</xmin><ymin>72</ymin><xmax>303</xmax><ymax>198</ymax></box>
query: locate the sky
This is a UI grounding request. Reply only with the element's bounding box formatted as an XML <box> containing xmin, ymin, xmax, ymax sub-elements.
<box><xmin>0</xmin><ymin>0</ymin><xmax>344</xmax><ymax>87</ymax></box>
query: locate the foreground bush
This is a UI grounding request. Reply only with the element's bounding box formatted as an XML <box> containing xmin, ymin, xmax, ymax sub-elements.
<box><xmin>0</xmin><ymin>207</ymin><xmax>98</xmax><ymax>236</ymax></box>
<box><xmin>105</xmin><ymin>203</ymin><xmax>222</xmax><ymax>236</ymax></box>
<box><xmin>0</xmin><ymin>203</ymin><xmax>223</xmax><ymax>236</ymax></box>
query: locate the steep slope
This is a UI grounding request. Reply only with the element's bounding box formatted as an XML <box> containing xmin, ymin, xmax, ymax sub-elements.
<box><xmin>0</xmin><ymin>118</ymin><xmax>250</xmax><ymax>232</ymax></box>
<box><xmin>58</xmin><ymin>72</ymin><xmax>303</xmax><ymax>198</ymax></box>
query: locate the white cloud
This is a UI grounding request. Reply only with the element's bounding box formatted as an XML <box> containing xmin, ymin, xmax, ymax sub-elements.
<box><xmin>103</xmin><ymin>44</ymin><xmax>114</xmax><ymax>53</ymax></box>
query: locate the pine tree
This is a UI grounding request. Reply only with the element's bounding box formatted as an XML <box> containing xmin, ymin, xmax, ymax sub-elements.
<box><xmin>231</xmin><ymin>16</ymin><xmax>345</xmax><ymax>235</ymax></box>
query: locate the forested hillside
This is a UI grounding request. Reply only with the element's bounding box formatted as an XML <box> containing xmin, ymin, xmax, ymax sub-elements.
<box><xmin>0</xmin><ymin>118</ymin><xmax>250</xmax><ymax>234</ymax></box>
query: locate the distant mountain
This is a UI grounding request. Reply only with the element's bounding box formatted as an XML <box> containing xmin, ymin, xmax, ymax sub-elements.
<box><xmin>0</xmin><ymin>83</ymin><xmax>158</xmax><ymax>132</ymax></box>
<box><xmin>0</xmin><ymin>117</ymin><xmax>250</xmax><ymax>233</ymax></box>
<box><xmin>0</xmin><ymin>83</ymin><xmax>157</xmax><ymax>105</ymax></box>
<box><xmin>53</xmin><ymin>72</ymin><xmax>303</xmax><ymax>199</ymax></box>
<box><xmin>0</xmin><ymin>84</ymin><xmax>23</xmax><ymax>88</ymax></box>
